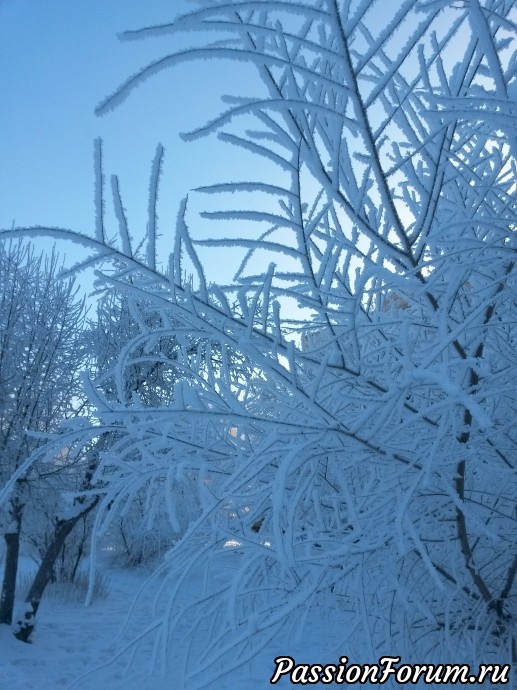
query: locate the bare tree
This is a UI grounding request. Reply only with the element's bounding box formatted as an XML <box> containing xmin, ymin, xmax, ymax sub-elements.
<box><xmin>0</xmin><ymin>241</ymin><xmax>85</xmax><ymax>625</ymax></box>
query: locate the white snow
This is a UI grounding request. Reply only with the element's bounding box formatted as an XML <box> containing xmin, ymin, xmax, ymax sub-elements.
<box><xmin>1</xmin><ymin>561</ymin><xmax>349</xmax><ymax>690</ymax></box>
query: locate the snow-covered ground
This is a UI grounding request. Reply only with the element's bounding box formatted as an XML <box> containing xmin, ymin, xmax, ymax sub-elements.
<box><xmin>2</xmin><ymin>559</ymin><xmax>512</xmax><ymax>689</ymax></box>
<box><xmin>2</xmin><ymin>567</ymin><xmax>166</xmax><ymax>690</ymax></box>
<box><xmin>1</xmin><ymin>560</ymin><xmax>341</xmax><ymax>690</ymax></box>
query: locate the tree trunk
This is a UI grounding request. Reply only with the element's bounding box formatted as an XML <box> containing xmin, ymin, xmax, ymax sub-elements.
<box><xmin>0</xmin><ymin>502</ymin><xmax>23</xmax><ymax>625</ymax></box>
<box><xmin>69</xmin><ymin>517</ymin><xmax>87</xmax><ymax>583</ymax></box>
<box><xmin>13</xmin><ymin>498</ymin><xmax>98</xmax><ymax>643</ymax></box>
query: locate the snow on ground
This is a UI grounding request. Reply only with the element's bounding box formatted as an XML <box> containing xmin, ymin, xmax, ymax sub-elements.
<box><xmin>3</xmin><ymin>559</ymin><xmax>500</xmax><ymax>689</ymax></box>
<box><xmin>1</xmin><ymin>558</ymin><xmax>347</xmax><ymax>690</ymax></box>
<box><xmin>1</xmin><ymin>567</ymin><xmax>165</xmax><ymax>690</ymax></box>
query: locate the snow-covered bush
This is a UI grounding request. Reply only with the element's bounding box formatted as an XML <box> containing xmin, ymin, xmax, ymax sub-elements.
<box><xmin>17</xmin><ymin>569</ymin><xmax>109</xmax><ymax>605</ymax></box>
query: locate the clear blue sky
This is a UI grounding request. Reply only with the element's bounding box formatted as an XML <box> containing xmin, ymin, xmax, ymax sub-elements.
<box><xmin>0</xmin><ymin>0</ymin><xmax>269</xmax><ymax>286</ymax></box>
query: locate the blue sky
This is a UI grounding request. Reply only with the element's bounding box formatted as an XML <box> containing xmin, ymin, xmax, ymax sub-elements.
<box><xmin>0</xmin><ymin>0</ymin><xmax>270</xmax><ymax>286</ymax></box>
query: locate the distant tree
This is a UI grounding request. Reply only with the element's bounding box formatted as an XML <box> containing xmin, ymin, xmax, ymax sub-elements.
<box><xmin>0</xmin><ymin>241</ymin><xmax>85</xmax><ymax>626</ymax></box>
<box><xmin>84</xmin><ymin>288</ymin><xmax>202</xmax><ymax>566</ymax></box>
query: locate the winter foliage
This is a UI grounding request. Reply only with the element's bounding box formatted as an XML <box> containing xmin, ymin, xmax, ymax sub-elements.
<box><xmin>0</xmin><ymin>242</ymin><xmax>86</xmax><ymax>626</ymax></box>
<box><xmin>2</xmin><ymin>0</ymin><xmax>517</xmax><ymax>686</ymax></box>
